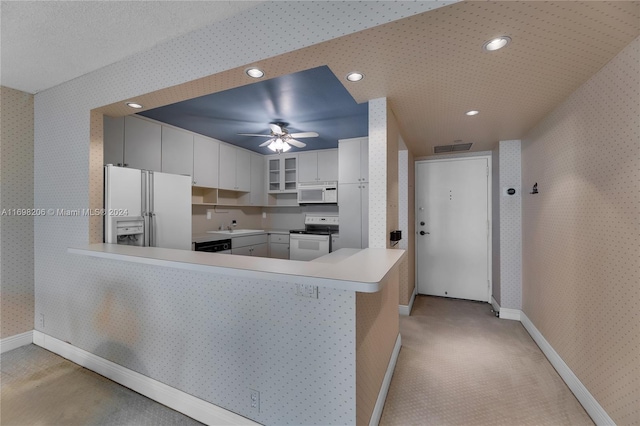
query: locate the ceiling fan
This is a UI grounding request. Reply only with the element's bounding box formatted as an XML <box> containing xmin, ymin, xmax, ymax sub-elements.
<box><xmin>239</xmin><ymin>123</ymin><xmax>319</xmax><ymax>152</ymax></box>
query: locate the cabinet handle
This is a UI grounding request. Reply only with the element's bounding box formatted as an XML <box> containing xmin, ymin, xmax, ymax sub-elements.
<box><xmin>193</xmin><ymin>181</ymin><xmax>197</xmax><ymax>185</ymax></box>
<box><xmin>123</xmin><ymin>164</ymin><xmax>128</xmax><ymax>167</ymax></box>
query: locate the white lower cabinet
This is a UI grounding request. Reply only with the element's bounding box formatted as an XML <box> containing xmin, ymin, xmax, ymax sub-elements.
<box><xmin>268</xmin><ymin>233</ymin><xmax>290</xmax><ymax>259</ymax></box>
<box><xmin>231</xmin><ymin>234</ymin><xmax>268</xmax><ymax>257</ymax></box>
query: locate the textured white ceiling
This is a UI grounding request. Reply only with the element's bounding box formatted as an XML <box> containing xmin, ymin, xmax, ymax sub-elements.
<box><xmin>0</xmin><ymin>1</ymin><xmax>263</xmax><ymax>93</ymax></box>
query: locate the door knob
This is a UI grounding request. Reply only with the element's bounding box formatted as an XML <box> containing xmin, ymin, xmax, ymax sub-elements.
<box><xmin>420</xmin><ymin>231</ymin><xmax>430</xmax><ymax>235</ymax></box>
<box><xmin>420</xmin><ymin>221</ymin><xmax>425</xmax><ymax>226</ymax></box>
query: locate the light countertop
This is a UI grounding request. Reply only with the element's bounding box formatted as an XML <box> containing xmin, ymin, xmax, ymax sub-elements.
<box><xmin>193</xmin><ymin>229</ymin><xmax>291</xmax><ymax>243</ymax></box>
<box><xmin>68</xmin><ymin>244</ymin><xmax>405</xmax><ymax>293</ymax></box>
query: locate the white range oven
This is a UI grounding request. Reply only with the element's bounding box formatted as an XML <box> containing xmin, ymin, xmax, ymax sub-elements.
<box><xmin>289</xmin><ymin>215</ymin><xmax>339</xmax><ymax>261</ymax></box>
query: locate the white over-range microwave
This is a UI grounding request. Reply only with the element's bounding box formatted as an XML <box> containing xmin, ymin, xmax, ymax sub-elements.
<box><xmin>297</xmin><ymin>182</ymin><xmax>338</xmax><ymax>204</ymax></box>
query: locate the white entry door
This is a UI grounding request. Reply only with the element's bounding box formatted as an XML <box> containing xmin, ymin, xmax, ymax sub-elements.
<box><xmin>416</xmin><ymin>157</ymin><xmax>490</xmax><ymax>302</ymax></box>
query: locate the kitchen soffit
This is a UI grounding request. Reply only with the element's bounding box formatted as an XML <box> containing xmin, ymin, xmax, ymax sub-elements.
<box><xmin>99</xmin><ymin>1</ymin><xmax>640</xmax><ymax>158</ymax></box>
<box><xmin>138</xmin><ymin>66</ymin><xmax>368</xmax><ymax>154</ymax></box>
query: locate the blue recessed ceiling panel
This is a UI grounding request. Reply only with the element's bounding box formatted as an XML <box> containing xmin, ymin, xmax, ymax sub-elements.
<box><xmin>138</xmin><ymin>65</ymin><xmax>368</xmax><ymax>154</ymax></box>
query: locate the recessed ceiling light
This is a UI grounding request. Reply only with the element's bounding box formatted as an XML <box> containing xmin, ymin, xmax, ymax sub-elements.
<box><xmin>482</xmin><ymin>36</ymin><xmax>511</xmax><ymax>52</ymax></box>
<box><xmin>245</xmin><ymin>67</ymin><xmax>265</xmax><ymax>78</ymax></box>
<box><xmin>465</xmin><ymin>110</ymin><xmax>479</xmax><ymax>116</ymax></box>
<box><xmin>126</xmin><ymin>102</ymin><xmax>143</xmax><ymax>109</ymax></box>
<box><xmin>346</xmin><ymin>72</ymin><xmax>364</xmax><ymax>82</ymax></box>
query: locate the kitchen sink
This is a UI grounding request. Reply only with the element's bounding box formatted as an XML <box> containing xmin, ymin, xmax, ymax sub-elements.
<box><xmin>206</xmin><ymin>229</ymin><xmax>264</xmax><ymax>235</ymax></box>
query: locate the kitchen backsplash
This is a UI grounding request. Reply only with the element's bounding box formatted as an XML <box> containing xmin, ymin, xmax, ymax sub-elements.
<box><xmin>191</xmin><ymin>205</ymin><xmax>263</xmax><ymax>235</ymax></box>
<box><xmin>192</xmin><ymin>205</ymin><xmax>339</xmax><ymax>234</ymax></box>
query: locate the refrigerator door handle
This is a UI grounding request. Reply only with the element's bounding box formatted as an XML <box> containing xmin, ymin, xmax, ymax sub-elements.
<box><xmin>149</xmin><ymin>212</ymin><xmax>156</xmax><ymax>247</ymax></box>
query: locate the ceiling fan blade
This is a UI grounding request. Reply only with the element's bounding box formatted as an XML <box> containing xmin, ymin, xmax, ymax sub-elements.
<box><xmin>238</xmin><ymin>133</ymin><xmax>272</xmax><ymax>137</ymax></box>
<box><xmin>259</xmin><ymin>138</ymin><xmax>275</xmax><ymax>147</ymax></box>
<box><xmin>269</xmin><ymin>123</ymin><xmax>284</xmax><ymax>135</ymax></box>
<box><xmin>287</xmin><ymin>138</ymin><xmax>306</xmax><ymax>148</ymax></box>
<box><xmin>289</xmin><ymin>132</ymin><xmax>319</xmax><ymax>138</ymax></box>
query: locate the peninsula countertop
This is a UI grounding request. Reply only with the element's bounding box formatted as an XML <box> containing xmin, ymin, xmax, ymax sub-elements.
<box><xmin>68</xmin><ymin>244</ymin><xmax>405</xmax><ymax>293</ymax></box>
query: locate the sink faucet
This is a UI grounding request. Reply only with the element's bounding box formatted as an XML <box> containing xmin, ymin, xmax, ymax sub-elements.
<box><xmin>227</xmin><ymin>220</ymin><xmax>237</xmax><ymax>232</ymax></box>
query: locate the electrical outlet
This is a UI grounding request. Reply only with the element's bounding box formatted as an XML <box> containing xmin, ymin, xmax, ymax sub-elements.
<box><xmin>296</xmin><ymin>284</ymin><xmax>318</xmax><ymax>299</ymax></box>
<box><xmin>38</xmin><ymin>313</ymin><xmax>45</xmax><ymax>329</ymax></box>
<box><xmin>206</xmin><ymin>211</ymin><xmax>212</xmax><ymax>220</ymax></box>
<box><xmin>250</xmin><ymin>389</ymin><xmax>260</xmax><ymax>412</ymax></box>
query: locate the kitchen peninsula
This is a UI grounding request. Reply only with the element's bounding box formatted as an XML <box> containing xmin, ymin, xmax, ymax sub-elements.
<box><xmin>68</xmin><ymin>244</ymin><xmax>404</xmax><ymax>425</ymax></box>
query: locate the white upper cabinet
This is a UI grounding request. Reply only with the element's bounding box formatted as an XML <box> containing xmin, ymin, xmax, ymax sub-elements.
<box><xmin>297</xmin><ymin>149</ymin><xmax>338</xmax><ymax>183</ymax></box>
<box><xmin>267</xmin><ymin>154</ymin><xmax>298</xmax><ymax>192</ymax></box>
<box><xmin>193</xmin><ymin>135</ymin><xmax>219</xmax><ymax>188</ymax></box>
<box><xmin>236</xmin><ymin>149</ymin><xmax>251</xmax><ymax>192</ymax></box>
<box><xmin>103</xmin><ymin>116</ymin><xmax>125</xmax><ymax>166</ymax></box>
<box><xmin>124</xmin><ymin>116</ymin><xmax>162</xmax><ymax>172</ymax></box>
<box><xmin>161</xmin><ymin>126</ymin><xmax>193</xmax><ymax>176</ymax></box>
<box><xmin>338</xmin><ymin>137</ymin><xmax>368</xmax><ymax>184</ymax></box>
<box><xmin>250</xmin><ymin>152</ymin><xmax>265</xmax><ymax>205</ymax></box>
<box><xmin>317</xmin><ymin>150</ymin><xmax>339</xmax><ymax>181</ymax></box>
<box><xmin>219</xmin><ymin>143</ymin><xmax>251</xmax><ymax>192</ymax></box>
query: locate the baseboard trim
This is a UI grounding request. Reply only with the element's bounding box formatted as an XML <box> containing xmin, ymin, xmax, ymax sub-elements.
<box><xmin>399</xmin><ymin>288</ymin><xmax>417</xmax><ymax>316</ymax></box>
<box><xmin>520</xmin><ymin>313</ymin><xmax>614</xmax><ymax>426</ymax></box>
<box><xmin>369</xmin><ymin>333</ymin><xmax>402</xmax><ymax>426</ymax></box>
<box><xmin>491</xmin><ymin>296</ymin><xmax>500</xmax><ymax>313</ymax></box>
<box><xmin>499</xmin><ymin>307</ymin><xmax>521</xmax><ymax>321</ymax></box>
<box><xmin>32</xmin><ymin>331</ymin><xmax>259</xmax><ymax>426</ymax></box>
<box><xmin>0</xmin><ymin>330</ymin><xmax>33</xmax><ymax>353</ymax></box>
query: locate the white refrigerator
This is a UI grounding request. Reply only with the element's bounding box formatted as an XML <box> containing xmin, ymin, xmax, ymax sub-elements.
<box><xmin>104</xmin><ymin>165</ymin><xmax>192</xmax><ymax>250</ymax></box>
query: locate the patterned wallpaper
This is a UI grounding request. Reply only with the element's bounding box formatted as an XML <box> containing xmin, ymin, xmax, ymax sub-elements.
<box><xmin>0</xmin><ymin>86</ymin><xmax>34</xmax><ymax>338</ymax></box>
<box><xmin>498</xmin><ymin>140</ymin><xmax>522</xmax><ymax>310</ymax></box>
<box><xmin>522</xmin><ymin>37</ymin><xmax>639</xmax><ymax>425</ymax></box>
<box><xmin>30</xmin><ymin>3</ymin><xmax>441</xmax><ymax>423</ymax></box>
<box><xmin>491</xmin><ymin>144</ymin><xmax>501</xmax><ymax>305</ymax></box>
<box><xmin>356</xmin><ymin>267</ymin><xmax>399</xmax><ymax>424</ymax></box>
<box><xmin>368</xmin><ymin>98</ymin><xmax>388</xmax><ymax>249</ymax></box>
<box><xmin>398</xmin><ymin>148</ymin><xmax>416</xmax><ymax>306</ymax></box>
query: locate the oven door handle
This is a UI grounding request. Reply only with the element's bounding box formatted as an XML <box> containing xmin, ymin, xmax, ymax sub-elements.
<box><xmin>290</xmin><ymin>233</ymin><xmax>331</xmax><ymax>241</ymax></box>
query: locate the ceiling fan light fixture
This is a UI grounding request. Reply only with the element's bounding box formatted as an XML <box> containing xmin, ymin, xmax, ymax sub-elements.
<box><xmin>482</xmin><ymin>36</ymin><xmax>511</xmax><ymax>52</ymax></box>
<box><xmin>126</xmin><ymin>102</ymin><xmax>143</xmax><ymax>109</ymax></box>
<box><xmin>268</xmin><ymin>137</ymin><xmax>291</xmax><ymax>153</ymax></box>
<box><xmin>346</xmin><ymin>72</ymin><xmax>364</xmax><ymax>82</ymax></box>
<box><xmin>245</xmin><ymin>67</ymin><xmax>265</xmax><ymax>78</ymax></box>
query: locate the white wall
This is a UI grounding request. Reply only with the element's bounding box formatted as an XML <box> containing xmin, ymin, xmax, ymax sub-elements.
<box><xmin>497</xmin><ymin>140</ymin><xmax>522</xmax><ymax>310</ymax></box>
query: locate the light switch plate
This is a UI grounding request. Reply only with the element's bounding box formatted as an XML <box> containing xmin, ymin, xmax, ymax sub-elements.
<box><xmin>296</xmin><ymin>283</ymin><xmax>318</xmax><ymax>298</ymax></box>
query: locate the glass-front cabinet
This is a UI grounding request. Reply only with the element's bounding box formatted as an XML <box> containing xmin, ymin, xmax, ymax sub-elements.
<box><xmin>267</xmin><ymin>154</ymin><xmax>297</xmax><ymax>193</ymax></box>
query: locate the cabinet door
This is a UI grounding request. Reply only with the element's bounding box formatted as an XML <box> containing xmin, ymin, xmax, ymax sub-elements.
<box><xmin>104</xmin><ymin>116</ymin><xmax>124</xmax><ymax>166</ymax></box>
<box><xmin>218</xmin><ymin>144</ymin><xmax>236</xmax><ymax>190</ymax></box>
<box><xmin>124</xmin><ymin>116</ymin><xmax>162</xmax><ymax>172</ymax></box>
<box><xmin>360</xmin><ymin>139</ymin><xmax>369</xmax><ymax>182</ymax></box>
<box><xmin>161</xmin><ymin>126</ymin><xmax>193</xmax><ymax>176</ymax></box>
<box><xmin>317</xmin><ymin>149</ymin><xmax>338</xmax><ymax>181</ymax></box>
<box><xmin>252</xmin><ymin>243</ymin><xmax>269</xmax><ymax>258</ymax></box>
<box><xmin>270</xmin><ymin>242</ymin><xmax>290</xmax><ymax>259</ymax></box>
<box><xmin>235</xmin><ymin>149</ymin><xmax>251</xmax><ymax>191</ymax></box>
<box><xmin>338</xmin><ymin>139</ymin><xmax>361</xmax><ymax>184</ymax></box>
<box><xmin>298</xmin><ymin>152</ymin><xmax>318</xmax><ymax>183</ymax></box>
<box><xmin>267</xmin><ymin>157</ymin><xmax>281</xmax><ymax>192</ymax></box>
<box><xmin>193</xmin><ymin>135</ymin><xmax>219</xmax><ymax>188</ymax></box>
<box><xmin>338</xmin><ymin>183</ymin><xmax>363</xmax><ymax>249</ymax></box>
<box><xmin>250</xmin><ymin>153</ymin><xmax>265</xmax><ymax>205</ymax></box>
<box><xmin>283</xmin><ymin>155</ymin><xmax>298</xmax><ymax>191</ymax></box>
<box><xmin>232</xmin><ymin>245</ymin><xmax>252</xmax><ymax>256</ymax></box>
